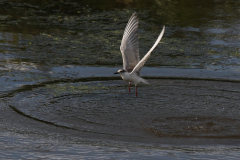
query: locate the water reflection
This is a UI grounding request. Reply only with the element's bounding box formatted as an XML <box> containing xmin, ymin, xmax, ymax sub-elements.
<box><xmin>0</xmin><ymin>0</ymin><xmax>239</xmax><ymax>68</ymax></box>
<box><xmin>1</xmin><ymin>0</ymin><xmax>240</xmax><ymax>27</ymax></box>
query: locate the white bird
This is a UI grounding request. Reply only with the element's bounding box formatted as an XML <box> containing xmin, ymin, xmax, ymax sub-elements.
<box><xmin>114</xmin><ymin>12</ymin><xmax>165</xmax><ymax>97</ymax></box>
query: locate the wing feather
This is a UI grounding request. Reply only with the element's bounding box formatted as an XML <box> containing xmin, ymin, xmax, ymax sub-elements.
<box><xmin>120</xmin><ymin>12</ymin><xmax>140</xmax><ymax>72</ymax></box>
<box><xmin>131</xmin><ymin>25</ymin><xmax>165</xmax><ymax>73</ymax></box>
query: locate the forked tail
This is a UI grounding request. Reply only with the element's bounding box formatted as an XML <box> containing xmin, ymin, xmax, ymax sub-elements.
<box><xmin>140</xmin><ymin>77</ymin><xmax>150</xmax><ymax>85</ymax></box>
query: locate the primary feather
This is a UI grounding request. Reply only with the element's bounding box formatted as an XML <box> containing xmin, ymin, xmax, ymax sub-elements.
<box><xmin>120</xmin><ymin>12</ymin><xmax>140</xmax><ymax>73</ymax></box>
<box><xmin>131</xmin><ymin>25</ymin><xmax>165</xmax><ymax>73</ymax></box>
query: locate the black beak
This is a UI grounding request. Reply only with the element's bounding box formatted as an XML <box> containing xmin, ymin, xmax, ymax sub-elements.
<box><xmin>114</xmin><ymin>72</ymin><xmax>118</xmax><ymax>74</ymax></box>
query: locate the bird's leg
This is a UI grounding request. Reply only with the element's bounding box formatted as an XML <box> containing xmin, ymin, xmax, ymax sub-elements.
<box><xmin>135</xmin><ymin>85</ymin><xmax>137</xmax><ymax>97</ymax></box>
<box><xmin>129</xmin><ymin>82</ymin><xmax>131</xmax><ymax>92</ymax></box>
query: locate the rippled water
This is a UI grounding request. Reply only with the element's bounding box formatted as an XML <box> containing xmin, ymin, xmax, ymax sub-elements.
<box><xmin>1</xmin><ymin>0</ymin><xmax>240</xmax><ymax>159</ymax></box>
<box><xmin>7</xmin><ymin>79</ymin><xmax>240</xmax><ymax>140</ymax></box>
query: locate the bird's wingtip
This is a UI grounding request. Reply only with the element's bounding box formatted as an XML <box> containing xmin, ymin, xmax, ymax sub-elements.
<box><xmin>131</xmin><ymin>12</ymin><xmax>138</xmax><ymax>18</ymax></box>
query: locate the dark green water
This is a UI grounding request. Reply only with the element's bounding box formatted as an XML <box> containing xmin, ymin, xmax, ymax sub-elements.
<box><xmin>1</xmin><ymin>0</ymin><xmax>240</xmax><ymax>159</ymax></box>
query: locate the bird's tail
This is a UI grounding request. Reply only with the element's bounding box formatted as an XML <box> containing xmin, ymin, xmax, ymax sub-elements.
<box><xmin>140</xmin><ymin>77</ymin><xmax>150</xmax><ymax>85</ymax></box>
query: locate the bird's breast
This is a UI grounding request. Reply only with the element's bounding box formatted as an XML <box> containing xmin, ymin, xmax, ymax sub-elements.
<box><xmin>121</xmin><ymin>73</ymin><xmax>139</xmax><ymax>83</ymax></box>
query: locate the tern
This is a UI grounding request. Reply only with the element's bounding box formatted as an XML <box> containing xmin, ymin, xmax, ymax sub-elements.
<box><xmin>114</xmin><ymin>12</ymin><xmax>165</xmax><ymax>97</ymax></box>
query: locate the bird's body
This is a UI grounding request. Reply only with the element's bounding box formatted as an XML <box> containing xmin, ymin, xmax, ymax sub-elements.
<box><xmin>119</xmin><ymin>71</ymin><xmax>136</xmax><ymax>84</ymax></box>
<box><xmin>114</xmin><ymin>12</ymin><xmax>165</xmax><ymax>96</ymax></box>
<box><xmin>116</xmin><ymin>69</ymin><xmax>148</xmax><ymax>85</ymax></box>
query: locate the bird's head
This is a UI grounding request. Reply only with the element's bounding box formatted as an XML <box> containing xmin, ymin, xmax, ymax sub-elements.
<box><xmin>114</xmin><ymin>69</ymin><xmax>127</xmax><ymax>75</ymax></box>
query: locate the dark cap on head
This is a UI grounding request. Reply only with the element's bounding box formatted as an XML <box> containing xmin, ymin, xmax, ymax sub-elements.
<box><xmin>114</xmin><ymin>69</ymin><xmax>126</xmax><ymax>74</ymax></box>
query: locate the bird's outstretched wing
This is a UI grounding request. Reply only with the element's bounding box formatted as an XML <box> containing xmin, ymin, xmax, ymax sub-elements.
<box><xmin>131</xmin><ymin>25</ymin><xmax>165</xmax><ymax>73</ymax></box>
<box><xmin>120</xmin><ymin>12</ymin><xmax>140</xmax><ymax>73</ymax></box>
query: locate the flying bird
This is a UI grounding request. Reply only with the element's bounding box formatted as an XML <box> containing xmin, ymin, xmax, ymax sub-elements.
<box><xmin>114</xmin><ymin>12</ymin><xmax>165</xmax><ymax>97</ymax></box>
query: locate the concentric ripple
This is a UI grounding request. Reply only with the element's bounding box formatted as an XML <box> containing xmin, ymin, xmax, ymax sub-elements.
<box><xmin>8</xmin><ymin>79</ymin><xmax>240</xmax><ymax>144</ymax></box>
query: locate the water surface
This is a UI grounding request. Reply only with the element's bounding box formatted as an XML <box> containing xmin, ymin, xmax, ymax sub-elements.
<box><xmin>1</xmin><ymin>0</ymin><xmax>240</xmax><ymax>159</ymax></box>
